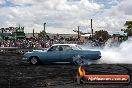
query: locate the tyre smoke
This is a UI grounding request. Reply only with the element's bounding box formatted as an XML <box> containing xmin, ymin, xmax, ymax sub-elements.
<box><xmin>99</xmin><ymin>38</ymin><xmax>132</xmax><ymax>64</ymax></box>
<box><xmin>81</xmin><ymin>38</ymin><xmax>132</xmax><ymax>64</ymax></box>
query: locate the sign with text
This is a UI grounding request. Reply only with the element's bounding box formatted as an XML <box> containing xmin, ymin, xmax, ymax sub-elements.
<box><xmin>83</xmin><ymin>75</ymin><xmax>130</xmax><ymax>83</ymax></box>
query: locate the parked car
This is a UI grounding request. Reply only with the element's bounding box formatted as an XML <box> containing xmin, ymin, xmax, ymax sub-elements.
<box><xmin>22</xmin><ymin>44</ymin><xmax>101</xmax><ymax>65</ymax></box>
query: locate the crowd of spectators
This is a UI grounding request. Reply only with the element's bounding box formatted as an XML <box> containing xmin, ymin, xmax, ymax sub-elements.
<box><xmin>0</xmin><ymin>34</ymin><xmax>106</xmax><ymax>49</ymax></box>
<box><xmin>0</xmin><ymin>36</ymin><xmax>81</xmax><ymax>48</ymax></box>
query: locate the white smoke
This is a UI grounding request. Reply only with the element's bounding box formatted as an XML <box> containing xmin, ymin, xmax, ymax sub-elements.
<box><xmin>99</xmin><ymin>38</ymin><xmax>132</xmax><ymax>64</ymax></box>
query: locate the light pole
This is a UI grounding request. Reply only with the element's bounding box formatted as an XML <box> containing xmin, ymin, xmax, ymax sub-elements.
<box><xmin>1</xmin><ymin>28</ymin><xmax>4</xmax><ymax>40</ymax></box>
<box><xmin>91</xmin><ymin>19</ymin><xmax>93</xmax><ymax>38</ymax></box>
<box><xmin>77</xmin><ymin>26</ymin><xmax>80</xmax><ymax>39</ymax></box>
<box><xmin>33</xmin><ymin>29</ymin><xmax>34</xmax><ymax>37</ymax></box>
<box><xmin>44</xmin><ymin>23</ymin><xmax>46</xmax><ymax>33</ymax></box>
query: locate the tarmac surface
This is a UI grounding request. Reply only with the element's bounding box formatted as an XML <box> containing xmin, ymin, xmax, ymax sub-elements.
<box><xmin>0</xmin><ymin>53</ymin><xmax>132</xmax><ymax>88</ymax></box>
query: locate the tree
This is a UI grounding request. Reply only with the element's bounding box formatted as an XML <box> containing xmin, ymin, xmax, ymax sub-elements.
<box><xmin>124</xmin><ymin>21</ymin><xmax>132</xmax><ymax>36</ymax></box>
<box><xmin>94</xmin><ymin>30</ymin><xmax>110</xmax><ymax>42</ymax></box>
<box><xmin>38</xmin><ymin>31</ymin><xmax>49</xmax><ymax>40</ymax></box>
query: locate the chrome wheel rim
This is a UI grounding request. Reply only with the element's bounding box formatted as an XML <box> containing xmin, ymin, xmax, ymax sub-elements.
<box><xmin>73</xmin><ymin>55</ymin><xmax>92</xmax><ymax>65</ymax></box>
<box><xmin>31</xmin><ymin>57</ymin><xmax>38</xmax><ymax>64</ymax></box>
<box><xmin>73</xmin><ymin>55</ymin><xmax>87</xmax><ymax>65</ymax></box>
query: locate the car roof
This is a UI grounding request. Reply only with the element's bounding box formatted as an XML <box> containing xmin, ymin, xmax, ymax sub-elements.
<box><xmin>52</xmin><ymin>44</ymin><xmax>77</xmax><ymax>46</ymax></box>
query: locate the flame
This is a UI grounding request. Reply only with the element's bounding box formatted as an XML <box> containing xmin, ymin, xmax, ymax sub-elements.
<box><xmin>78</xmin><ymin>66</ymin><xmax>86</xmax><ymax>76</ymax></box>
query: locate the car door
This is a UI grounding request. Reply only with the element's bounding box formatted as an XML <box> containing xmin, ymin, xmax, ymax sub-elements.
<box><xmin>44</xmin><ymin>45</ymin><xmax>61</xmax><ymax>62</ymax></box>
<box><xmin>60</xmin><ymin>45</ymin><xmax>74</xmax><ymax>62</ymax></box>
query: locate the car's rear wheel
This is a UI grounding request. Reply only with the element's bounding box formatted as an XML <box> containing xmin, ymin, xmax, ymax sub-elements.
<box><xmin>73</xmin><ymin>55</ymin><xmax>91</xmax><ymax>65</ymax></box>
<box><xmin>30</xmin><ymin>57</ymin><xmax>40</xmax><ymax>65</ymax></box>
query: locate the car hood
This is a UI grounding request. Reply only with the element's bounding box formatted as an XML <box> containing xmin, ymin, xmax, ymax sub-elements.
<box><xmin>86</xmin><ymin>49</ymin><xmax>100</xmax><ymax>51</ymax></box>
<box><xmin>80</xmin><ymin>48</ymin><xmax>100</xmax><ymax>51</ymax></box>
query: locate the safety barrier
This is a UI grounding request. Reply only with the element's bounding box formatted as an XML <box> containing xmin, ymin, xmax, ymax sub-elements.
<box><xmin>0</xmin><ymin>47</ymin><xmax>46</xmax><ymax>54</ymax></box>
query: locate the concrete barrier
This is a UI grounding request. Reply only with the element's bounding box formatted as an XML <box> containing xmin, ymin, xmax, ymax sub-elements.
<box><xmin>0</xmin><ymin>47</ymin><xmax>47</xmax><ymax>54</ymax></box>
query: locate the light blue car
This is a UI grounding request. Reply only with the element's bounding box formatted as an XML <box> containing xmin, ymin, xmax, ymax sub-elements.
<box><xmin>22</xmin><ymin>44</ymin><xmax>101</xmax><ymax>65</ymax></box>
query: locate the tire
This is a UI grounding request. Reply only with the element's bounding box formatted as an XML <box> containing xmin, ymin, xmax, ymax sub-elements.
<box><xmin>30</xmin><ymin>56</ymin><xmax>40</xmax><ymax>65</ymax></box>
<box><xmin>73</xmin><ymin>55</ymin><xmax>92</xmax><ymax>65</ymax></box>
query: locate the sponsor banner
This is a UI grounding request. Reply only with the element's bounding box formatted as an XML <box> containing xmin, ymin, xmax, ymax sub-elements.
<box><xmin>84</xmin><ymin>75</ymin><xmax>130</xmax><ymax>83</ymax></box>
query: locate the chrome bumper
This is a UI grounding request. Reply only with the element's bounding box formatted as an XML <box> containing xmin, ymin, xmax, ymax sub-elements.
<box><xmin>22</xmin><ymin>57</ymin><xmax>28</xmax><ymax>60</ymax></box>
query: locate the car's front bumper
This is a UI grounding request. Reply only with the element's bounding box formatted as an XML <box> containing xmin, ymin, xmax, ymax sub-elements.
<box><xmin>22</xmin><ymin>57</ymin><xmax>28</xmax><ymax>61</ymax></box>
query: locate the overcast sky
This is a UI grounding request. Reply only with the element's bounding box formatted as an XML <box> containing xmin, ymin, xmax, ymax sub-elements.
<box><xmin>0</xmin><ymin>0</ymin><xmax>132</xmax><ymax>34</ymax></box>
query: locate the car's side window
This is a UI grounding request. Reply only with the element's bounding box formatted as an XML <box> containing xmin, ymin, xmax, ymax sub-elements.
<box><xmin>61</xmin><ymin>45</ymin><xmax>73</xmax><ymax>51</ymax></box>
<box><xmin>48</xmin><ymin>45</ymin><xmax>73</xmax><ymax>52</ymax></box>
<box><xmin>58</xmin><ymin>46</ymin><xmax>63</xmax><ymax>51</ymax></box>
<box><xmin>48</xmin><ymin>46</ymin><xmax>58</xmax><ymax>51</ymax></box>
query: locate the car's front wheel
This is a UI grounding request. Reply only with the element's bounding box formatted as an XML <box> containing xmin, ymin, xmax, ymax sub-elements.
<box><xmin>30</xmin><ymin>57</ymin><xmax>40</xmax><ymax>65</ymax></box>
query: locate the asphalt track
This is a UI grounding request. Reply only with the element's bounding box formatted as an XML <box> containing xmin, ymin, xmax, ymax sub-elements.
<box><xmin>0</xmin><ymin>53</ymin><xmax>132</xmax><ymax>88</ymax></box>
